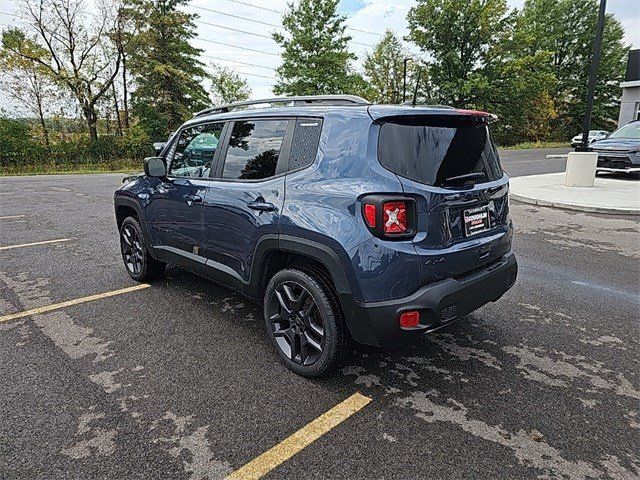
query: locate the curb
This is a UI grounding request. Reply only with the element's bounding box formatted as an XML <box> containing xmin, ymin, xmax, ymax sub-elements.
<box><xmin>509</xmin><ymin>193</ymin><xmax>640</xmax><ymax>216</ymax></box>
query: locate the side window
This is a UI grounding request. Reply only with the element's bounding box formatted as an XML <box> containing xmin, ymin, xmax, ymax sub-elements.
<box><xmin>288</xmin><ymin>118</ymin><xmax>322</xmax><ymax>171</ymax></box>
<box><xmin>170</xmin><ymin>122</ymin><xmax>224</xmax><ymax>178</ymax></box>
<box><xmin>222</xmin><ymin>119</ymin><xmax>288</xmax><ymax>180</ymax></box>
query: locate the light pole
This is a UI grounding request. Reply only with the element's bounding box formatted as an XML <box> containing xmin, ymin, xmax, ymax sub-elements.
<box><xmin>578</xmin><ymin>0</ymin><xmax>607</xmax><ymax>151</ymax></box>
<box><xmin>402</xmin><ymin>58</ymin><xmax>410</xmax><ymax>103</ymax></box>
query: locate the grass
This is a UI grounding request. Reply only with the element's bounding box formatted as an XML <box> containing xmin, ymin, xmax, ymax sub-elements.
<box><xmin>500</xmin><ymin>141</ymin><xmax>571</xmax><ymax>150</ymax></box>
<box><xmin>0</xmin><ymin>159</ymin><xmax>141</xmax><ymax>176</ymax></box>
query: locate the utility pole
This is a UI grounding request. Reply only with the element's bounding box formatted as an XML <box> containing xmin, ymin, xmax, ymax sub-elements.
<box><xmin>402</xmin><ymin>58</ymin><xmax>410</xmax><ymax>103</ymax></box>
<box><xmin>578</xmin><ymin>0</ymin><xmax>607</xmax><ymax>151</ymax></box>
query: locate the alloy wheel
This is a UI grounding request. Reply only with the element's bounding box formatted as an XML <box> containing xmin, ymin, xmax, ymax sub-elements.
<box><xmin>121</xmin><ymin>225</ymin><xmax>144</xmax><ymax>276</ymax></box>
<box><xmin>267</xmin><ymin>281</ymin><xmax>325</xmax><ymax>366</ymax></box>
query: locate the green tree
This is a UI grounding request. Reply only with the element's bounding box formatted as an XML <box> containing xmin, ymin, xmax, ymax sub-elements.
<box><xmin>1</xmin><ymin>0</ymin><xmax>123</xmax><ymax>142</ymax></box>
<box><xmin>210</xmin><ymin>64</ymin><xmax>251</xmax><ymax>105</ymax></box>
<box><xmin>364</xmin><ymin>30</ymin><xmax>414</xmax><ymax>104</ymax></box>
<box><xmin>272</xmin><ymin>0</ymin><xmax>360</xmax><ymax>96</ymax></box>
<box><xmin>407</xmin><ymin>0</ymin><xmax>513</xmax><ymax>108</ymax></box>
<box><xmin>125</xmin><ymin>0</ymin><xmax>210</xmax><ymax>141</ymax></box>
<box><xmin>515</xmin><ymin>0</ymin><xmax>628</xmax><ymax>137</ymax></box>
<box><xmin>406</xmin><ymin>0</ymin><xmax>560</xmax><ymax>144</ymax></box>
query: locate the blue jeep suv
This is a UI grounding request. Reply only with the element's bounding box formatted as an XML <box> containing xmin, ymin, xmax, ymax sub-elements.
<box><xmin>114</xmin><ymin>95</ymin><xmax>517</xmax><ymax>376</ymax></box>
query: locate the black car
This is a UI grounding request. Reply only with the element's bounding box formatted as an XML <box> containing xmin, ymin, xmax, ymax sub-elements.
<box><xmin>591</xmin><ymin>121</ymin><xmax>640</xmax><ymax>174</ymax></box>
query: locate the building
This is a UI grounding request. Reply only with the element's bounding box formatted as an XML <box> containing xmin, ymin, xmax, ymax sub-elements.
<box><xmin>618</xmin><ymin>49</ymin><xmax>640</xmax><ymax>127</ymax></box>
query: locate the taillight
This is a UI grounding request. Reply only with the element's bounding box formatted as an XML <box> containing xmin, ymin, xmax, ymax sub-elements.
<box><xmin>382</xmin><ymin>201</ymin><xmax>407</xmax><ymax>234</ymax></box>
<box><xmin>364</xmin><ymin>204</ymin><xmax>377</xmax><ymax>228</ymax></box>
<box><xmin>361</xmin><ymin>195</ymin><xmax>416</xmax><ymax>239</ymax></box>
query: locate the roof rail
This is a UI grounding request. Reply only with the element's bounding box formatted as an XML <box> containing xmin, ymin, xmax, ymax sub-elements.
<box><xmin>193</xmin><ymin>95</ymin><xmax>370</xmax><ymax>118</ymax></box>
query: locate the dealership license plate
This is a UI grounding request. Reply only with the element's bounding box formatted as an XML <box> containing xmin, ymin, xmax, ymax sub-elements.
<box><xmin>464</xmin><ymin>206</ymin><xmax>490</xmax><ymax>236</ymax></box>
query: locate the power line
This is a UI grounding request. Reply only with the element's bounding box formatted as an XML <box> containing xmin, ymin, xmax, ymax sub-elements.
<box><xmin>191</xmin><ymin>5</ymin><xmax>279</xmax><ymax>28</ymax></box>
<box><xmin>217</xmin><ymin>0</ymin><xmax>383</xmax><ymax>37</ymax></box>
<box><xmin>194</xmin><ymin>16</ymin><xmax>372</xmax><ymax>48</ymax></box>
<box><xmin>197</xmin><ymin>18</ymin><xmax>273</xmax><ymax>40</ymax></box>
<box><xmin>197</xmin><ymin>37</ymin><xmax>280</xmax><ymax>57</ymax></box>
<box><xmin>201</xmin><ymin>53</ymin><xmax>276</xmax><ymax>71</ymax></box>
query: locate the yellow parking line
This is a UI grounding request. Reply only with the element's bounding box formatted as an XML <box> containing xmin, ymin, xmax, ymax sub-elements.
<box><xmin>226</xmin><ymin>392</ymin><xmax>372</xmax><ymax>480</ymax></box>
<box><xmin>0</xmin><ymin>238</ymin><xmax>73</xmax><ymax>251</ymax></box>
<box><xmin>0</xmin><ymin>215</ymin><xmax>26</xmax><ymax>220</ymax></box>
<box><xmin>0</xmin><ymin>283</ymin><xmax>151</xmax><ymax>323</ymax></box>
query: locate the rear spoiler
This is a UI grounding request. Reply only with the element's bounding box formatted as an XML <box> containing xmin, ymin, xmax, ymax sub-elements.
<box><xmin>368</xmin><ymin>105</ymin><xmax>498</xmax><ymax>124</ymax></box>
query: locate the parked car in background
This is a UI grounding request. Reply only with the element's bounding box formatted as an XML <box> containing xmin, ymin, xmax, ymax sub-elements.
<box><xmin>153</xmin><ymin>132</ymin><xmax>176</xmax><ymax>156</ymax></box>
<box><xmin>114</xmin><ymin>95</ymin><xmax>517</xmax><ymax>377</ymax></box>
<box><xmin>571</xmin><ymin>130</ymin><xmax>609</xmax><ymax>147</ymax></box>
<box><xmin>591</xmin><ymin>121</ymin><xmax>640</xmax><ymax>174</ymax></box>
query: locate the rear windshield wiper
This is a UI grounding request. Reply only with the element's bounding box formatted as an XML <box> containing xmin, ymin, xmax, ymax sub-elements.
<box><xmin>440</xmin><ymin>172</ymin><xmax>486</xmax><ymax>187</ymax></box>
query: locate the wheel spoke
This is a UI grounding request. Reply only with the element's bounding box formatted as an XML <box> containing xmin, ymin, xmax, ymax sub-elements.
<box><xmin>122</xmin><ymin>227</ymin><xmax>133</xmax><ymax>246</ymax></box>
<box><xmin>308</xmin><ymin>319</ymin><xmax>324</xmax><ymax>337</ymax></box>
<box><xmin>282</xmin><ymin>284</ymin><xmax>297</xmax><ymax>304</ymax></box>
<box><xmin>269</xmin><ymin>313</ymin><xmax>281</xmax><ymax>323</ymax></box>
<box><xmin>275</xmin><ymin>290</ymin><xmax>292</xmax><ymax>314</ymax></box>
<box><xmin>304</xmin><ymin>332</ymin><xmax>322</xmax><ymax>352</ymax></box>
<box><xmin>299</xmin><ymin>334</ymin><xmax>309</xmax><ymax>364</ymax></box>
<box><xmin>290</xmin><ymin>332</ymin><xmax>301</xmax><ymax>362</ymax></box>
<box><xmin>295</xmin><ymin>289</ymin><xmax>309</xmax><ymax>309</ymax></box>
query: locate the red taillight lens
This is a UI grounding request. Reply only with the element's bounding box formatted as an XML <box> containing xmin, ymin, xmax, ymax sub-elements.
<box><xmin>383</xmin><ymin>201</ymin><xmax>407</xmax><ymax>234</ymax></box>
<box><xmin>399</xmin><ymin>310</ymin><xmax>420</xmax><ymax>328</ymax></box>
<box><xmin>364</xmin><ymin>204</ymin><xmax>377</xmax><ymax>227</ymax></box>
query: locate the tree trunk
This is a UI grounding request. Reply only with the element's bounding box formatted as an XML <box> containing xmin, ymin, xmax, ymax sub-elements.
<box><xmin>112</xmin><ymin>81</ymin><xmax>123</xmax><ymax>136</ymax></box>
<box><xmin>122</xmin><ymin>52</ymin><xmax>130</xmax><ymax>129</ymax></box>
<box><xmin>36</xmin><ymin>94</ymin><xmax>51</xmax><ymax>148</ymax></box>
<box><xmin>82</xmin><ymin>104</ymin><xmax>99</xmax><ymax>142</ymax></box>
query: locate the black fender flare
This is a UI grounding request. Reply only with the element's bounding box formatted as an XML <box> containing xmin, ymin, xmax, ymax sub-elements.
<box><xmin>114</xmin><ymin>195</ymin><xmax>158</xmax><ymax>259</ymax></box>
<box><xmin>247</xmin><ymin>234</ymin><xmax>354</xmax><ymax>299</ymax></box>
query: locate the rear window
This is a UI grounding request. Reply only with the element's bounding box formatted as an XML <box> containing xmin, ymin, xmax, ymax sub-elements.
<box><xmin>378</xmin><ymin>119</ymin><xmax>503</xmax><ymax>186</ymax></box>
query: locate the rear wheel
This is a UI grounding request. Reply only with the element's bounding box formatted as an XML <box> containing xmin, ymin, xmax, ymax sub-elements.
<box><xmin>119</xmin><ymin>216</ymin><xmax>165</xmax><ymax>281</ymax></box>
<box><xmin>264</xmin><ymin>269</ymin><xmax>349</xmax><ymax>377</ymax></box>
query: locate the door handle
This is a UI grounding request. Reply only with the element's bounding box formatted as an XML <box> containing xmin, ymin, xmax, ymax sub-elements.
<box><xmin>185</xmin><ymin>194</ymin><xmax>202</xmax><ymax>206</ymax></box>
<box><xmin>247</xmin><ymin>201</ymin><xmax>275</xmax><ymax>212</ymax></box>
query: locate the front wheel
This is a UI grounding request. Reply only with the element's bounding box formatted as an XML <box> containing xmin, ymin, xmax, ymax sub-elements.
<box><xmin>264</xmin><ymin>269</ymin><xmax>349</xmax><ymax>377</ymax></box>
<box><xmin>119</xmin><ymin>216</ymin><xmax>166</xmax><ymax>281</ymax></box>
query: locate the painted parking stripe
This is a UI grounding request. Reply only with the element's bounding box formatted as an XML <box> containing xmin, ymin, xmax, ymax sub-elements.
<box><xmin>0</xmin><ymin>215</ymin><xmax>26</xmax><ymax>220</ymax></box>
<box><xmin>0</xmin><ymin>238</ymin><xmax>73</xmax><ymax>251</ymax></box>
<box><xmin>0</xmin><ymin>283</ymin><xmax>151</xmax><ymax>323</ymax></box>
<box><xmin>226</xmin><ymin>392</ymin><xmax>372</xmax><ymax>480</ymax></box>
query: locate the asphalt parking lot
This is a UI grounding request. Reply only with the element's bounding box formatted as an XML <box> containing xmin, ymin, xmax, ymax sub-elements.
<box><xmin>1</xmin><ymin>151</ymin><xmax>638</xmax><ymax>479</ymax></box>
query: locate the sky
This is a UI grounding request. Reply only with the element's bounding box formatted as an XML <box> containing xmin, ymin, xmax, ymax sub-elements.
<box><xmin>0</xmin><ymin>0</ymin><xmax>638</xmax><ymax>106</ymax></box>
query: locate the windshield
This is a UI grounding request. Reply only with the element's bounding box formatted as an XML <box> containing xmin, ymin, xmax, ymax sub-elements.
<box><xmin>378</xmin><ymin>119</ymin><xmax>503</xmax><ymax>186</ymax></box>
<box><xmin>609</xmin><ymin>123</ymin><xmax>640</xmax><ymax>139</ymax></box>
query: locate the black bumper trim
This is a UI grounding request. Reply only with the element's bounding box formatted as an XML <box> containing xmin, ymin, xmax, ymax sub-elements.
<box><xmin>340</xmin><ymin>253</ymin><xmax>517</xmax><ymax>347</ymax></box>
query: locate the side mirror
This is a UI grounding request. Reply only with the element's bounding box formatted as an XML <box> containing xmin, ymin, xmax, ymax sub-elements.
<box><xmin>153</xmin><ymin>142</ymin><xmax>167</xmax><ymax>156</ymax></box>
<box><xmin>144</xmin><ymin>157</ymin><xmax>167</xmax><ymax>177</ymax></box>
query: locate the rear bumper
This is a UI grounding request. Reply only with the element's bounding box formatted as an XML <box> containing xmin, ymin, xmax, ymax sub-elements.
<box><xmin>340</xmin><ymin>253</ymin><xmax>517</xmax><ymax>347</ymax></box>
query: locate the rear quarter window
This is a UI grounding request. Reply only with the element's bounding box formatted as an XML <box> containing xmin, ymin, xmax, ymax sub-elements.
<box><xmin>288</xmin><ymin>118</ymin><xmax>323</xmax><ymax>171</ymax></box>
<box><xmin>378</xmin><ymin>119</ymin><xmax>503</xmax><ymax>186</ymax></box>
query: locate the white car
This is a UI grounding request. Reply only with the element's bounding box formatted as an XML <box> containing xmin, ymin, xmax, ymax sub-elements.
<box><xmin>571</xmin><ymin>130</ymin><xmax>609</xmax><ymax>147</ymax></box>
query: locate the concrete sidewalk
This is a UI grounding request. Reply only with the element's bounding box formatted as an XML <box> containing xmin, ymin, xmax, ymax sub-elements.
<box><xmin>509</xmin><ymin>172</ymin><xmax>640</xmax><ymax>215</ymax></box>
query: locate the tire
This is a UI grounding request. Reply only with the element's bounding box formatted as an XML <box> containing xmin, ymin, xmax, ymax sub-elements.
<box><xmin>264</xmin><ymin>269</ymin><xmax>350</xmax><ymax>377</ymax></box>
<box><xmin>119</xmin><ymin>216</ymin><xmax>166</xmax><ymax>281</ymax></box>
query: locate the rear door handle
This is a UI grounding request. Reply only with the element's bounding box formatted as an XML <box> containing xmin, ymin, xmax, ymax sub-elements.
<box><xmin>185</xmin><ymin>194</ymin><xmax>202</xmax><ymax>206</ymax></box>
<box><xmin>247</xmin><ymin>201</ymin><xmax>275</xmax><ymax>212</ymax></box>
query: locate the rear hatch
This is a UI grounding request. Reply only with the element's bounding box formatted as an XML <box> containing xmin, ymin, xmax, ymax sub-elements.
<box><xmin>371</xmin><ymin>107</ymin><xmax>512</xmax><ymax>284</ymax></box>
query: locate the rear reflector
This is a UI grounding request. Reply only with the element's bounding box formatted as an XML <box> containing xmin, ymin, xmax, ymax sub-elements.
<box><xmin>399</xmin><ymin>310</ymin><xmax>420</xmax><ymax>328</ymax></box>
<box><xmin>364</xmin><ymin>204</ymin><xmax>377</xmax><ymax>227</ymax></box>
<box><xmin>383</xmin><ymin>201</ymin><xmax>407</xmax><ymax>234</ymax></box>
